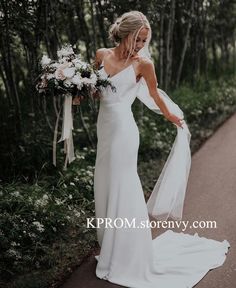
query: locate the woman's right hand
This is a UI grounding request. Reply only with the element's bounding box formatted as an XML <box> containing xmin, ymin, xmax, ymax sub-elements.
<box><xmin>166</xmin><ymin>113</ymin><xmax>184</xmax><ymax>129</ymax></box>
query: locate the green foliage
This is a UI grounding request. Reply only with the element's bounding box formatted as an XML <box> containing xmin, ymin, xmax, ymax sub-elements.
<box><xmin>0</xmin><ymin>147</ymin><xmax>97</xmax><ymax>285</ymax></box>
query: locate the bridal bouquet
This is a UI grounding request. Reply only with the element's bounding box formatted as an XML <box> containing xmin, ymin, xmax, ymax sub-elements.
<box><xmin>36</xmin><ymin>44</ymin><xmax>114</xmax><ymax>169</ymax></box>
<box><xmin>37</xmin><ymin>44</ymin><xmax>114</xmax><ymax>101</ymax></box>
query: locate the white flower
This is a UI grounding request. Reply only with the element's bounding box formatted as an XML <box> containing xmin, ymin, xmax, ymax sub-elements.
<box><xmin>11</xmin><ymin>241</ymin><xmax>17</xmax><ymax>247</ymax></box>
<box><xmin>28</xmin><ymin>232</ymin><xmax>37</xmax><ymax>238</ymax></box>
<box><xmin>50</xmin><ymin>62</ymin><xmax>59</xmax><ymax>69</ymax></box>
<box><xmin>32</xmin><ymin>221</ymin><xmax>45</xmax><ymax>232</ymax></box>
<box><xmin>57</xmin><ymin>46</ymin><xmax>74</xmax><ymax>58</ymax></box>
<box><xmin>71</xmin><ymin>74</ymin><xmax>83</xmax><ymax>90</ymax></box>
<box><xmin>71</xmin><ymin>74</ymin><xmax>81</xmax><ymax>85</ymax></box>
<box><xmin>46</xmin><ymin>73</ymin><xmax>55</xmax><ymax>80</ymax></box>
<box><xmin>81</xmin><ymin>73</ymin><xmax>97</xmax><ymax>85</ymax></box>
<box><xmin>7</xmin><ymin>249</ymin><xmax>22</xmax><ymax>259</ymax></box>
<box><xmin>35</xmin><ymin>196</ymin><xmax>48</xmax><ymax>207</ymax></box>
<box><xmin>58</xmin><ymin>58</ymin><xmax>68</xmax><ymax>64</ymax></box>
<box><xmin>87</xmin><ymin>171</ymin><xmax>93</xmax><ymax>177</ymax></box>
<box><xmin>72</xmin><ymin>58</ymin><xmax>84</xmax><ymax>67</ymax></box>
<box><xmin>41</xmin><ymin>55</ymin><xmax>51</xmax><ymax>67</ymax></box>
<box><xmin>63</xmin><ymin>67</ymin><xmax>76</xmax><ymax>78</ymax></box>
<box><xmin>11</xmin><ymin>191</ymin><xmax>20</xmax><ymax>197</ymax></box>
<box><xmin>55</xmin><ymin>198</ymin><xmax>65</xmax><ymax>205</ymax></box>
<box><xmin>42</xmin><ymin>194</ymin><xmax>49</xmax><ymax>200</ymax></box>
<box><xmin>76</xmin><ymin>154</ymin><xmax>85</xmax><ymax>160</ymax></box>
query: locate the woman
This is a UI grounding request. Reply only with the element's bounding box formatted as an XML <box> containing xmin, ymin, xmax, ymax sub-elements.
<box><xmin>91</xmin><ymin>11</ymin><xmax>229</xmax><ymax>288</ymax></box>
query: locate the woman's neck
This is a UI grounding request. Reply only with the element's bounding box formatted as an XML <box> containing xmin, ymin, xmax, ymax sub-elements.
<box><xmin>113</xmin><ymin>43</ymin><xmax>134</xmax><ymax>61</ymax></box>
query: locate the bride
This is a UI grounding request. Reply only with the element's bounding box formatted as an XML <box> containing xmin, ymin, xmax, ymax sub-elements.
<box><xmin>88</xmin><ymin>10</ymin><xmax>229</xmax><ymax>288</ymax></box>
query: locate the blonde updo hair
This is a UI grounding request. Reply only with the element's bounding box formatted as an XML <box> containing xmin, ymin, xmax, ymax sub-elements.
<box><xmin>108</xmin><ymin>11</ymin><xmax>151</xmax><ymax>61</ymax></box>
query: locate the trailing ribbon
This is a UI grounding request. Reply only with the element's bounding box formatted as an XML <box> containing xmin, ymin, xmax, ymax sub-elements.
<box><xmin>53</xmin><ymin>94</ymin><xmax>75</xmax><ymax>169</ymax></box>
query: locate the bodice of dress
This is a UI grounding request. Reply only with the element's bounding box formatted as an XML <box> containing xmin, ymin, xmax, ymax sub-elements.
<box><xmin>98</xmin><ymin>59</ymin><xmax>140</xmax><ymax>107</ymax></box>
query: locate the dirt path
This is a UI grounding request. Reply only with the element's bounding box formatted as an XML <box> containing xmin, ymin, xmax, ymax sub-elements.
<box><xmin>60</xmin><ymin>113</ymin><xmax>236</xmax><ymax>288</ymax></box>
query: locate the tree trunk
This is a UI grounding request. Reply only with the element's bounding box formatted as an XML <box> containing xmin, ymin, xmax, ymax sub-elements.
<box><xmin>1</xmin><ymin>2</ymin><xmax>23</xmax><ymax>137</ymax></box>
<box><xmin>159</xmin><ymin>6</ymin><xmax>164</xmax><ymax>87</ymax></box>
<box><xmin>165</xmin><ymin>0</ymin><xmax>175</xmax><ymax>90</ymax></box>
<box><xmin>90</xmin><ymin>0</ymin><xmax>97</xmax><ymax>55</ymax></box>
<box><xmin>75</xmin><ymin>0</ymin><xmax>92</xmax><ymax>61</ymax></box>
<box><xmin>176</xmin><ymin>0</ymin><xmax>195</xmax><ymax>87</ymax></box>
<box><xmin>95</xmin><ymin>0</ymin><xmax>108</xmax><ymax>48</ymax></box>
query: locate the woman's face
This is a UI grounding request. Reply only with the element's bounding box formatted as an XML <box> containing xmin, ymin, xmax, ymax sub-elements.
<box><xmin>133</xmin><ymin>27</ymin><xmax>149</xmax><ymax>54</ymax></box>
<box><xmin>121</xmin><ymin>27</ymin><xmax>149</xmax><ymax>57</ymax></box>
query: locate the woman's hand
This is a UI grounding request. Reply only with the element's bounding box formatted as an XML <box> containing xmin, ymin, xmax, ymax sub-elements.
<box><xmin>166</xmin><ymin>113</ymin><xmax>184</xmax><ymax>129</ymax></box>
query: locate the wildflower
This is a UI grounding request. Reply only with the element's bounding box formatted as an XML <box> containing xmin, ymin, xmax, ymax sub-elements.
<box><xmin>32</xmin><ymin>221</ymin><xmax>45</xmax><ymax>232</ymax></box>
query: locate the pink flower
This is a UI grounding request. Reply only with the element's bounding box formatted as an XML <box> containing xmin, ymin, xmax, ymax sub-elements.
<box><xmin>55</xmin><ymin>63</ymin><xmax>70</xmax><ymax>80</ymax></box>
<box><xmin>55</xmin><ymin>69</ymin><xmax>66</xmax><ymax>80</ymax></box>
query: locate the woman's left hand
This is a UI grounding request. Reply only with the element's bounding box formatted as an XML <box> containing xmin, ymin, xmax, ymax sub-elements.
<box><xmin>166</xmin><ymin>113</ymin><xmax>184</xmax><ymax>129</ymax></box>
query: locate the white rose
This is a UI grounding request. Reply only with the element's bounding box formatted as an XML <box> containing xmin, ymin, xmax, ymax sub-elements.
<box><xmin>41</xmin><ymin>55</ymin><xmax>51</xmax><ymax>67</ymax></box>
<box><xmin>71</xmin><ymin>74</ymin><xmax>81</xmax><ymax>85</ymax></box>
<box><xmin>63</xmin><ymin>67</ymin><xmax>76</xmax><ymax>78</ymax></box>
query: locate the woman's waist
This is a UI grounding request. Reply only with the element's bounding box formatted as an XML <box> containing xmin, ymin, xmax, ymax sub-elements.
<box><xmin>99</xmin><ymin>101</ymin><xmax>133</xmax><ymax>112</ymax></box>
<box><xmin>98</xmin><ymin>102</ymin><xmax>135</xmax><ymax>122</ymax></box>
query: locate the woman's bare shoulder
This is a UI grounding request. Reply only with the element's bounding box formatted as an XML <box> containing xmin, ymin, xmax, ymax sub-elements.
<box><xmin>133</xmin><ymin>56</ymin><xmax>154</xmax><ymax>77</ymax></box>
<box><xmin>132</xmin><ymin>56</ymin><xmax>153</xmax><ymax>67</ymax></box>
<box><xmin>138</xmin><ymin>56</ymin><xmax>153</xmax><ymax>67</ymax></box>
<box><xmin>95</xmin><ymin>48</ymin><xmax>113</xmax><ymax>64</ymax></box>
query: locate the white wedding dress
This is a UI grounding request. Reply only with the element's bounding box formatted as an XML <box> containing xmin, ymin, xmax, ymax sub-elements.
<box><xmin>93</xmin><ymin>58</ymin><xmax>230</xmax><ymax>288</ymax></box>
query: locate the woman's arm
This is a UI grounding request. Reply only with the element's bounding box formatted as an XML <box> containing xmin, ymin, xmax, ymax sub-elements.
<box><xmin>140</xmin><ymin>58</ymin><xmax>183</xmax><ymax>129</ymax></box>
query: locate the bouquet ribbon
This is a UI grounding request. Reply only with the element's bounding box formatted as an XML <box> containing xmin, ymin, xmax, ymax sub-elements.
<box><xmin>53</xmin><ymin>94</ymin><xmax>75</xmax><ymax>169</ymax></box>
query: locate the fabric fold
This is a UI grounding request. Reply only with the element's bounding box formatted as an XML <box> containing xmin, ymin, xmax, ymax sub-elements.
<box><xmin>136</xmin><ymin>78</ymin><xmax>191</xmax><ymax>221</ymax></box>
